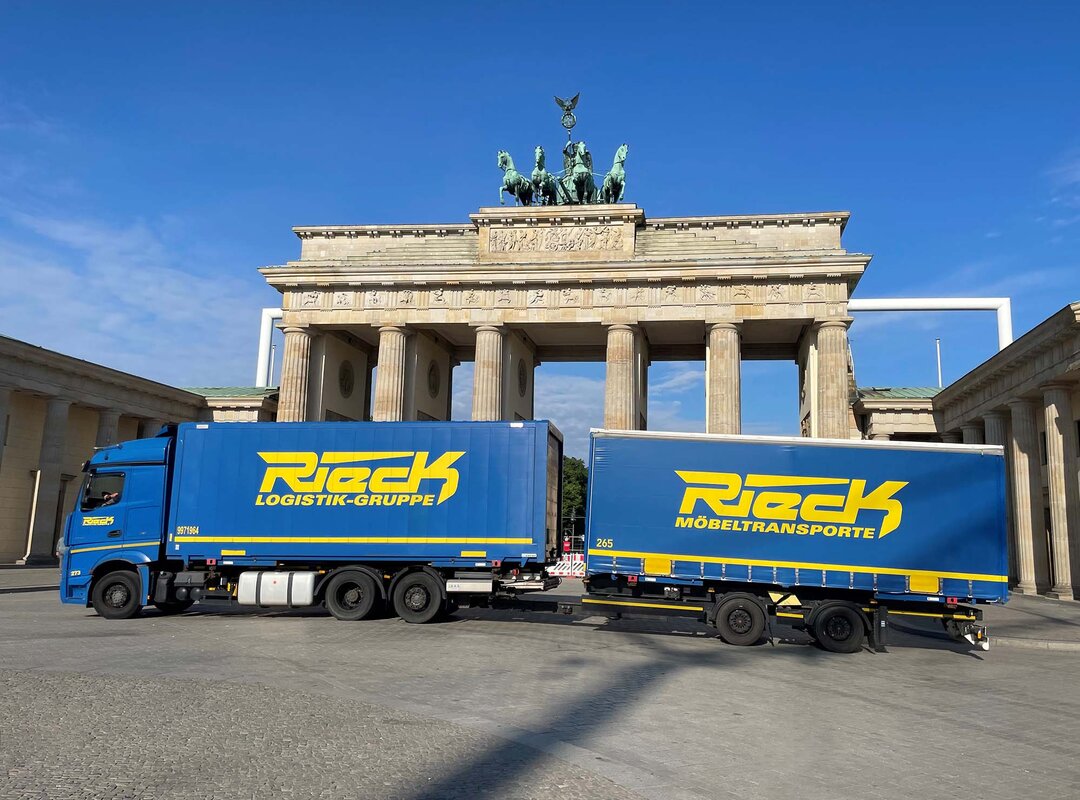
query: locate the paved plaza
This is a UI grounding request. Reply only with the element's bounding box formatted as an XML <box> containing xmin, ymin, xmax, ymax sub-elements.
<box><xmin>2</xmin><ymin>586</ymin><xmax>1080</xmax><ymax>800</ymax></box>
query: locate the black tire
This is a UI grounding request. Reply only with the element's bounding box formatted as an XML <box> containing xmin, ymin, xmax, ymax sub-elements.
<box><xmin>714</xmin><ymin>595</ymin><xmax>766</xmax><ymax>646</ymax></box>
<box><xmin>391</xmin><ymin>572</ymin><xmax>444</xmax><ymax>624</ymax></box>
<box><xmin>152</xmin><ymin>599</ymin><xmax>194</xmax><ymax>615</ymax></box>
<box><xmin>812</xmin><ymin>604</ymin><xmax>866</xmax><ymax>653</ymax></box>
<box><xmin>325</xmin><ymin>570</ymin><xmax>380</xmax><ymax>621</ymax></box>
<box><xmin>91</xmin><ymin>570</ymin><xmax>142</xmax><ymax>620</ymax></box>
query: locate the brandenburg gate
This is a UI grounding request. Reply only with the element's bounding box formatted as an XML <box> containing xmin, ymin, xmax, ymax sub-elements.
<box><xmin>261</xmin><ymin>203</ymin><xmax>871</xmax><ymax>438</ymax></box>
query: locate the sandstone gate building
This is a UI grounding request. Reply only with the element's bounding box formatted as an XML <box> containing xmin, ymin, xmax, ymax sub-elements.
<box><xmin>263</xmin><ymin>204</ymin><xmax>868</xmax><ymax>440</ymax></box>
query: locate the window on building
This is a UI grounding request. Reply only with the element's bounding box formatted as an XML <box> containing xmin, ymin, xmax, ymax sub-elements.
<box><xmin>80</xmin><ymin>472</ymin><xmax>125</xmax><ymax>511</ymax></box>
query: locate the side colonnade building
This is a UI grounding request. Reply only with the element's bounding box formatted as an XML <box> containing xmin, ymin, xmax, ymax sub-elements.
<box><xmin>933</xmin><ymin>303</ymin><xmax>1080</xmax><ymax>598</ymax></box>
<box><xmin>0</xmin><ymin>334</ymin><xmax>277</xmax><ymax>564</ymax></box>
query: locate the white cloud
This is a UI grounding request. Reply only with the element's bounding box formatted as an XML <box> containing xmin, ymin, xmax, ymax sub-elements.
<box><xmin>650</xmin><ymin>362</ymin><xmax>703</xmax><ymax>395</ymax></box>
<box><xmin>451</xmin><ymin>363</ymin><xmax>706</xmax><ymax>458</ymax></box>
<box><xmin>0</xmin><ymin>98</ymin><xmax>62</xmax><ymax>138</ymax></box>
<box><xmin>1048</xmin><ymin>150</ymin><xmax>1080</xmax><ymax>187</ymax></box>
<box><xmin>0</xmin><ymin>211</ymin><xmax>278</xmax><ymax>387</ymax></box>
<box><xmin>535</xmin><ymin>372</ymin><xmax>606</xmax><ymax>458</ymax></box>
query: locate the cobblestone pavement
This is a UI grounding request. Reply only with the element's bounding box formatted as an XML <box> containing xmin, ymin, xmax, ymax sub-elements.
<box><xmin>2</xmin><ymin>591</ymin><xmax>1080</xmax><ymax>800</ymax></box>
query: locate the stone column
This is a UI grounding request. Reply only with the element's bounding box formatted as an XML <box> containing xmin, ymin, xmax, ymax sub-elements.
<box><xmin>815</xmin><ymin>320</ymin><xmax>851</xmax><ymax>439</ymax></box>
<box><xmin>277</xmin><ymin>326</ymin><xmax>313</xmax><ymax>423</ymax></box>
<box><xmin>137</xmin><ymin>418</ymin><xmax>166</xmax><ymax>439</ymax></box>
<box><xmin>941</xmin><ymin>432</ymin><xmax>962</xmax><ymax>444</ymax></box>
<box><xmin>1008</xmin><ymin>399</ymin><xmax>1048</xmax><ymax>594</ymax></box>
<box><xmin>706</xmin><ymin>322</ymin><xmax>741</xmax><ymax>434</ymax></box>
<box><xmin>604</xmin><ymin>324</ymin><xmax>638</xmax><ymax>430</ymax></box>
<box><xmin>472</xmin><ymin>325</ymin><xmax>505</xmax><ymax>421</ymax></box>
<box><xmin>23</xmin><ymin>397</ymin><xmax>71</xmax><ymax>564</ymax></box>
<box><xmin>983</xmin><ymin>411</ymin><xmax>1016</xmax><ymax>582</ymax></box>
<box><xmin>95</xmin><ymin>408</ymin><xmax>122</xmax><ymax>448</ymax></box>
<box><xmin>0</xmin><ymin>386</ymin><xmax>11</xmax><ymax>476</ymax></box>
<box><xmin>960</xmin><ymin>423</ymin><xmax>985</xmax><ymax>445</ymax></box>
<box><xmin>870</xmin><ymin>433</ymin><xmax>890</xmax><ymax>441</ymax></box>
<box><xmin>373</xmin><ymin>326</ymin><xmax>408</xmax><ymax>422</ymax></box>
<box><xmin>1042</xmin><ymin>384</ymin><xmax>1079</xmax><ymax>598</ymax></box>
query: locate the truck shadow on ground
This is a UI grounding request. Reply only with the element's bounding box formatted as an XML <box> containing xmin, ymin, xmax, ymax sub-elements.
<box><xmin>124</xmin><ymin>601</ymin><xmax>985</xmax><ymax>659</ymax></box>
<box><xmin>457</xmin><ymin>603</ymin><xmax>984</xmax><ymax>658</ymax></box>
<box><xmin>391</xmin><ymin>621</ymin><xmax>977</xmax><ymax>800</ymax></box>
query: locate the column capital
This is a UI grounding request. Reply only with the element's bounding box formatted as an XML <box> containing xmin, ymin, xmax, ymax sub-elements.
<box><xmin>815</xmin><ymin>318</ymin><xmax>853</xmax><ymax>330</ymax></box>
<box><xmin>376</xmin><ymin>324</ymin><xmax>409</xmax><ymax>335</ymax></box>
<box><xmin>706</xmin><ymin>321</ymin><xmax>741</xmax><ymax>333</ymax></box>
<box><xmin>472</xmin><ymin>323</ymin><xmax>505</xmax><ymax>335</ymax></box>
<box><xmin>1041</xmin><ymin>381</ymin><xmax>1077</xmax><ymax>394</ymax></box>
<box><xmin>982</xmin><ymin>410</ymin><xmax>1009</xmax><ymax>421</ymax></box>
<box><xmin>607</xmin><ymin>323</ymin><xmax>639</xmax><ymax>333</ymax></box>
<box><xmin>281</xmin><ymin>325</ymin><xmax>311</xmax><ymax>336</ymax></box>
<box><xmin>1007</xmin><ymin>397</ymin><xmax>1037</xmax><ymax>411</ymax></box>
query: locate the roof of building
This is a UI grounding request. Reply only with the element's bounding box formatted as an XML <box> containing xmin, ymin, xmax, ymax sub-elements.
<box><xmin>183</xmin><ymin>387</ymin><xmax>279</xmax><ymax>398</ymax></box>
<box><xmin>856</xmin><ymin>386</ymin><xmax>941</xmax><ymax>400</ymax></box>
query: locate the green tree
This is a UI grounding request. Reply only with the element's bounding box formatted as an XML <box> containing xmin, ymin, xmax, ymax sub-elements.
<box><xmin>561</xmin><ymin>455</ymin><xmax>588</xmax><ymax>528</ymax></box>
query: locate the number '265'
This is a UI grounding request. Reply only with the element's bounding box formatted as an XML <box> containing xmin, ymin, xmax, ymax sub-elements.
<box><xmin>595</xmin><ymin>538</ymin><xmax>613</xmax><ymax>548</ymax></box>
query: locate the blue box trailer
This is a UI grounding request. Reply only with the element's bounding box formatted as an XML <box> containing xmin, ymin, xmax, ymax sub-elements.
<box><xmin>581</xmin><ymin>430</ymin><xmax>1008</xmax><ymax>651</ymax></box>
<box><xmin>59</xmin><ymin>421</ymin><xmax>562</xmax><ymax>623</ymax></box>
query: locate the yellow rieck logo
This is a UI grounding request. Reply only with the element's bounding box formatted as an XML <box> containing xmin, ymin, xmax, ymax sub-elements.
<box><xmin>255</xmin><ymin>450</ymin><xmax>464</xmax><ymax>507</ymax></box>
<box><xmin>674</xmin><ymin>471</ymin><xmax>907</xmax><ymax>539</ymax></box>
<box><xmin>82</xmin><ymin>516</ymin><xmax>115</xmax><ymax>526</ymax></box>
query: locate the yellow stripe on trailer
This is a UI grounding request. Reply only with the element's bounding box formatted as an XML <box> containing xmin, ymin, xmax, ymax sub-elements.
<box><xmin>581</xmin><ymin>597</ymin><xmax>704</xmax><ymax>612</ymax></box>
<box><xmin>175</xmin><ymin>536</ymin><xmax>533</xmax><ymax>545</ymax></box>
<box><xmin>588</xmin><ymin>548</ymin><xmax>1007</xmax><ymax>584</ymax></box>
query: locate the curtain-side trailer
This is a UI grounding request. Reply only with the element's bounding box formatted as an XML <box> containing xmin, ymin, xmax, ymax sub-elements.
<box><xmin>581</xmin><ymin>429</ymin><xmax>1008</xmax><ymax>651</ymax></box>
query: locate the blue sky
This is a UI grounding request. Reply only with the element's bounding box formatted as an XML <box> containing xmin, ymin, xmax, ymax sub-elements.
<box><xmin>1</xmin><ymin>3</ymin><xmax>1078</xmax><ymax>456</ymax></box>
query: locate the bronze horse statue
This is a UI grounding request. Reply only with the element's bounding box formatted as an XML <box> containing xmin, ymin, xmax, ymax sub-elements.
<box><xmin>531</xmin><ymin>146</ymin><xmax>559</xmax><ymax>206</ymax></box>
<box><xmin>498</xmin><ymin>150</ymin><xmax>533</xmax><ymax>206</ymax></box>
<box><xmin>598</xmin><ymin>143</ymin><xmax>628</xmax><ymax>204</ymax></box>
<box><xmin>559</xmin><ymin>141</ymin><xmax>597</xmax><ymax>204</ymax></box>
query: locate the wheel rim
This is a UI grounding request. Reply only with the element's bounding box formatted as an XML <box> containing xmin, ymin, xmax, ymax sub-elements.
<box><xmin>104</xmin><ymin>582</ymin><xmax>130</xmax><ymax>609</ymax></box>
<box><xmin>404</xmin><ymin>585</ymin><xmax>429</xmax><ymax>612</ymax></box>
<box><xmin>337</xmin><ymin>583</ymin><xmax>363</xmax><ymax>611</ymax></box>
<box><xmin>824</xmin><ymin>614</ymin><xmax>853</xmax><ymax>641</ymax></box>
<box><xmin>727</xmin><ymin>608</ymin><xmax>753</xmax><ymax>635</ymax></box>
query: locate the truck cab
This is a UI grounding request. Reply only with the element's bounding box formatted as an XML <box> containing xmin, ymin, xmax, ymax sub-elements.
<box><xmin>59</xmin><ymin>436</ymin><xmax>171</xmax><ymax>616</ymax></box>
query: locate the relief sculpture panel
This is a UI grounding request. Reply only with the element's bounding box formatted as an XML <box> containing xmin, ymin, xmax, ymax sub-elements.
<box><xmin>481</xmin><ymin>223</ymin><xmax>632</xmax><ymax>262</ymax></box>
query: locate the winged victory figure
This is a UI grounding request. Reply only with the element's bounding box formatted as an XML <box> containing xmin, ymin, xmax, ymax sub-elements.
<box><xmin>554</xmin><ymin>92</ymin><xmax>580</xmax><ymax>114</ymax></box>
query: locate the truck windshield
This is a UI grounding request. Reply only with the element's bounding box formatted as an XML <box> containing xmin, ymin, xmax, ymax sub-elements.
<box><xmin>80</xmin><ymin>472</ymin><xmax>125</xmax><ymax>511</ymax></box>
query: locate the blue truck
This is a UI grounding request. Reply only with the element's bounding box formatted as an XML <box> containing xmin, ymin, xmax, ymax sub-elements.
<box><xmin>582</xmin><ymin>430</ymin><xmax>1007</xmax><ymax>651</ymax></box>
<box><xmin>59</xmin><ymin>421</ymin><xmax>562</xmax><ymax>624</ymax></box>
<box><xmin>58</xmin><ymin>421</ymin><xmax>1007</xmax><ymax>652</ymax></box>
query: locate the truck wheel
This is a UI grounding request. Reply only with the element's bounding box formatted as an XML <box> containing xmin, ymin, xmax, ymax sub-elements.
<box><xmin>812</xmin><ymin>604</ymin><xmax>865</xmax><ymax>653</ymax></box>
<box><xmin>91</xmin><ymin>571</ymin><xmax>142</xmax><ymax>620</ymax></box>
<box><xmin>325</xmin><ymin>571</ymin><xmax>379</xmax><ymax>621</ymax></box>
<box><xmin>714</xmin><ymin>596</ymin><xmax>766</xmax><ymax>646</ymax></box>
<box><xmin>153</xmin><ymin>599</ymin><xmax>194</xmax><ymax>615</ymax></box>
<box><xmin>392</xmin><ymin>572</ymin><xmax>444</xmax><ymax>624</ymax></box>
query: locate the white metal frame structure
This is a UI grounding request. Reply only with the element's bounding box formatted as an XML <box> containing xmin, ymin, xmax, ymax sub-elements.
<box><xmin>848</xmin><ymin>297</ymin><xmax>1013</xmax><ymax>351</ymax></box>
<box><xmin>255</xmin><ymin>307</ymin><xmax>283</xmax><ymax>387</ymax></box>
